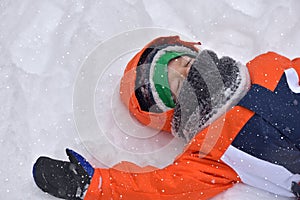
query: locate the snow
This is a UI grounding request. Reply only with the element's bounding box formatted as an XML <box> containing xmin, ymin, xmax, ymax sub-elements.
<box><xmin>0</xmin><ymin>0</ymin><xmax>299</xmax><ymax>199</ymax></box>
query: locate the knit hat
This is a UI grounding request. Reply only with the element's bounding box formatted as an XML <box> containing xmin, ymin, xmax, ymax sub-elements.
<box><xmin>119</xmin><ymin>36</ymin><xmax>200</xmax><ymax>132</ymax></box>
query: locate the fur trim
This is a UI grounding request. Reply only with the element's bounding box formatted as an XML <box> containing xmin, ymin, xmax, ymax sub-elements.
<box><xmin>171</xmin><ymin>50</ymin><xmax>251</xmax><ymax>142</ymax></box>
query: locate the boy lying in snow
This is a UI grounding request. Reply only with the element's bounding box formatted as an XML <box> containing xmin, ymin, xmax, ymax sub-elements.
<box><xmin>33</xmin><ymin>36</ymin><xmax>300</xmax><ymax>199</ymax></box>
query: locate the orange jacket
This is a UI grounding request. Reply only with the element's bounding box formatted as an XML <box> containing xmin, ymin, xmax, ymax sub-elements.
<box><xmin>84</xmin><ymin>52</ymin><xmax>300</xmax><ymax>200</ymax></box>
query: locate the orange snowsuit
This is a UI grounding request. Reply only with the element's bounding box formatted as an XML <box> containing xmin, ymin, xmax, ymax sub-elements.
<box><xmin>84</xmin><ymin>52</ymin><xmax>300</xmax><ymax>200</ymax></box>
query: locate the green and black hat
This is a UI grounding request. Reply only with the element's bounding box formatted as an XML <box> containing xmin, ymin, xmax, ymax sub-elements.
<box><xmin>120</xmin><ymin>36</ymin><xmax>200</xmax><ymax>132</ymax></box>
<box><xmin>134</xmin><ymin>37</ymin><xmax>199</xmax><ymax>113</ymax></box>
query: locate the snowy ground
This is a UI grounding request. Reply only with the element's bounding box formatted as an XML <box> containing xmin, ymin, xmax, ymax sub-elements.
<box><xmin>0</xmin><ymin>0</ymin><xmax>299</xmax><ymax>199</ymax></box>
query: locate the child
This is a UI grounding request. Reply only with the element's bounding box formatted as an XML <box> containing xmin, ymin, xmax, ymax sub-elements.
<box><xmin>33</xmin><ymin>36</ymin><xmax>300</xmax><ymax>199</ymax></box>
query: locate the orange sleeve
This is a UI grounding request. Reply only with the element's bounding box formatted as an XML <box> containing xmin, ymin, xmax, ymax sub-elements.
<box><xmin>292</xmin><ymin>57</ymin><xmax>300</xmax><ymax>76</ymax></box>
<box><xmin>84</xmin><ymin>157</ymin><xmax>238</xmax><ymax>200</ymax></box>
<box><xmin>246</xmin><ymin>51</ymin><xmax>291</xmax><ymax>91</ymax></box>
<box><xmin>84</xmin><ymin>106</ymin><xmax>254</xmax><ymax>200</ymax></box>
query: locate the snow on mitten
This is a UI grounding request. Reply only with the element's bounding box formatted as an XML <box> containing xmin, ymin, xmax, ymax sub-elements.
<box><xmin>33</xmin><ymin>149</ymin><xmax>94</xmax><ymax>200</ymax></box>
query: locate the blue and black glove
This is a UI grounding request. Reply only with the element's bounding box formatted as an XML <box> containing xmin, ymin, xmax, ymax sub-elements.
<box><xmin>33</xmin><ymin>149</ymin><xmax>94</xmax><ymax>200</ymax></box>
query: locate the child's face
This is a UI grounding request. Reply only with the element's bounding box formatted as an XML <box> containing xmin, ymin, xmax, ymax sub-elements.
<box><xmin>167</xmin><ymin>56</ymin><xmax>195</xmax><ymax>99</ymax></box>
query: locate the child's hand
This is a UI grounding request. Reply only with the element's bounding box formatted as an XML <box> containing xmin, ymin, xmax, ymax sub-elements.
<box><xmin>33</xmin><ymin>149</ymin><xmax>94</xmax><ymax>200</ymax></box>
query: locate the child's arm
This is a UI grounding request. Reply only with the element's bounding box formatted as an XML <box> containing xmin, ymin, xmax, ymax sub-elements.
<box><xmin>85</xmin><ymin>155</ymin><xmax>238</xmax><ymax>200</ymax></box>
<box><xmin>33</xmin><ymin>147</ymin><xmax>239</xmax><ymax>200</ymax></box>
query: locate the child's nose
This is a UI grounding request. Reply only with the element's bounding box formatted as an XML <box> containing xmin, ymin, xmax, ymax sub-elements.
<box><xmin>185</xmin><ymin>65</ymin><xmax>191</xmax><ymax>76</ymax></box>
<box><xmin>182</xmin><ymin>58</ymin><xmax>194</xmax><ymax>77</ymax></box>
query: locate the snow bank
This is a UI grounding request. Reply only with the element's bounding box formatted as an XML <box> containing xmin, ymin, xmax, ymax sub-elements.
<box><xmin>0</xmin><ymin>0</ymin><xmax>299</xmax><ymax>199</ymax></box>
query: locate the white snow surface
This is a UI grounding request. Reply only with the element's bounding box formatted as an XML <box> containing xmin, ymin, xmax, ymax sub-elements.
<box><xmin>0</xmin><ymin>0</ymin><xmax>299</xmax><ymax>199</ymax></box>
